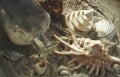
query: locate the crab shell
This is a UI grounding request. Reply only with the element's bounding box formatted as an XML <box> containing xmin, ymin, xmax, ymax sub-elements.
<box><xmin>65</xmin><ymin>9</ymin><xmax>94</xmax><ymax>32</ymax></box>
<box><xmin>54</xmin><ymin>35</ymin><xmax>120</xmax><ymax>76</ymax></box>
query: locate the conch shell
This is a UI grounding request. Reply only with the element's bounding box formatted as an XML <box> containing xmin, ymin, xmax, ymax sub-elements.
<box><xmin>65</xmin><ymin>9</ymin><xmax>94</xmax><ymax>32</ymax></box>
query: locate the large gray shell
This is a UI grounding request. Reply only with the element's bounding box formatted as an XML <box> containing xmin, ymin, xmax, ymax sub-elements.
<box><xmin>95</xmin><ymin>19</ymin><xmax>116</xmax><ymax>40</ymax></box>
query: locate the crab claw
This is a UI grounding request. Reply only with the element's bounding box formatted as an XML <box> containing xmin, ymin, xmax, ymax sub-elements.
<box><xmin>54</xmin><ymin>34</ymin><xmax>83</xmax><ymax>52</ymax></box>
<box><xmin>109</xmin><ymin>56</ymin><xmax>120</xmax><ymax>65</ymax></box>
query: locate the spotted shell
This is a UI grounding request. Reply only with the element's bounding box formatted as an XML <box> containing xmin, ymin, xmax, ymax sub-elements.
<box><xmin>65</xmin><ymin>9</ymin><xmax>94</xmax><ymax>32</ymax></box>
<box><xmin>95</xmin><ymin>19</ymin><xmax>116</xmax><ymax>40</ymax></box>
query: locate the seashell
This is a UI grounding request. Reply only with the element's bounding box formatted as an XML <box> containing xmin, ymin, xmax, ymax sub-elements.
<box><xmin>60</xmin><ymin>70</ymin><xmax>70</xmax><ymax>76</ymax></box>
<box><xmin>57</xmin><ymin>65</ymin><xmax>70</xmax><ymax>76</ymax></box>
<box><xmin>95</xmin><ymin>19</ymin><xmax>116</xmax><ymax>40</ymax></box>
<box><xmin>65</xmin><ymin>9</ymin><xmax>94</xmax><ymax>32</ymax></box>
<box><xmin>34</xmin><ymin>60</ymin><xmax>47</xmax><ymax>75</ymax></box>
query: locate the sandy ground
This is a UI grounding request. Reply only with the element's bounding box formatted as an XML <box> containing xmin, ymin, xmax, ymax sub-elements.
<box><xmin>0</xmin><ymin>0</ymin><xmax>120</xmax><ymax>77</ymax></box>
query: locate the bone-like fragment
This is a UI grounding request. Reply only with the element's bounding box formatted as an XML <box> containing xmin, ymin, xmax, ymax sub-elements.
<box><xmin>72</xmin><ymin>63</ymin><xmax>83</xmax><ymax>70</ymax></box>
<box><xmin>86</xmin><ymin>65</ymin><xmax>90</xmax><ymax>69</ymax></box>
<box><xmin>54</xmin><ymin>50</ymin><xmax>83</xmax><ymax>55</ymax></box>
<box><xmin>88</xmin><ymin>64</ymin><xmax>95</xmax><ymax>74</ymax></box>
<box><xmin>67</xmin><ymin>58</ymin><xmax>77</xmax><ymax>64</ymax></box>
<box><xmin>101</xmin><ymin>67</ymin><xmax>105</xmax><ymax>76</ymax></box>
<box><xmin>34</xmin><ymin>38</ymin><xmax>45</xmax><ymax>49</ymax></box>
<box><xmin>54</xmin><ymin>35</ymin><xmax>83</xmax><ymax>52</ymax></box>
<box><xmin>106</xmin><ymin>62</ymin><xmax>112</xmax><ymax>71</ymax></box>
<box><xmin>109</xmin><ymin>56</ymin><xmax>120</xmax><ymax>65</ymax></box>
<box><xmin>95</xmin><ymin>65</ymin><xmax>99</xmax><ymax>76</ymax></box>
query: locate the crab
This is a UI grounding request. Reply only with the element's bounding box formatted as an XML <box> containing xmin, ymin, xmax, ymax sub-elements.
<box><xmin>53</xmin><ymin>33</ymin><xmax>120</xmax><ymax>77</ymax></box>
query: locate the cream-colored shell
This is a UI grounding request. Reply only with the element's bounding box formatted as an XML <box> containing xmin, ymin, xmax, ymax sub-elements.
<box><xmin>95</xmin><ymin>19</ymin><xmax>116</xmax><ymax>39</ymax></box>
<box><xmin>65</xmin><ymin>9</ymin><xmax>94</xmax><ymax>31</ymax></box>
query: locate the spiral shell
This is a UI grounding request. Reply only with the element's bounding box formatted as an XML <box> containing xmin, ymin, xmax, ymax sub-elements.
<box><xmin>65</xmin><ymin>9</ymin><xmax>94</xmax><ymax>32</ymax></box>
<box><xmin>95</xmin><ymin>19</ymin><xmax>116</xmax><ymax>40</ymax></box>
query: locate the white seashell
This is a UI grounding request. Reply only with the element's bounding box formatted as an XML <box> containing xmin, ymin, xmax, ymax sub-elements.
<box><xmin>95</xmin><ymin>19</ymin><xmax>116</xmax><ymax>40</ymax></box>
<box><xmin>60</xmin><ymin>70</ymin><xmax>70</xmax><ymax>76</ymax></box>
<box><xmin>34</xmin><ymin>61</ymin><xmax>47</xmax><ymax>75</ymax></box>
<box><xmin>57</xmin><ymin>65</ymin><xmax>70</xmax><ymax>76</ymax></box>
<box><xmin>65</xmin><ymin>9</ymin><xmax>94</xmax><ymax>32</ymax></box>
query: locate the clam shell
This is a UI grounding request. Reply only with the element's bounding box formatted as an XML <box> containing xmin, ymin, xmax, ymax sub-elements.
<box><xmin>65</xmin><ymin>9</ymin><xmax>94</xmax><ymax>31</ymax></box>
<box><xmin>95</xmin><ymin>19</ymin><xmax>116</xmax><ymax>40</ymax></box>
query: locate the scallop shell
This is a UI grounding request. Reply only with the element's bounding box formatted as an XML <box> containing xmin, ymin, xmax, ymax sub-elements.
<box><xmin>95</xmin><ymin>19</ymin><xmax>116</xmax><ymax>40</ymax></box>
<box><xmin>65</xmin><ymin>9</ymin><xmax>94</xmax><ymax>31</ymax></box>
